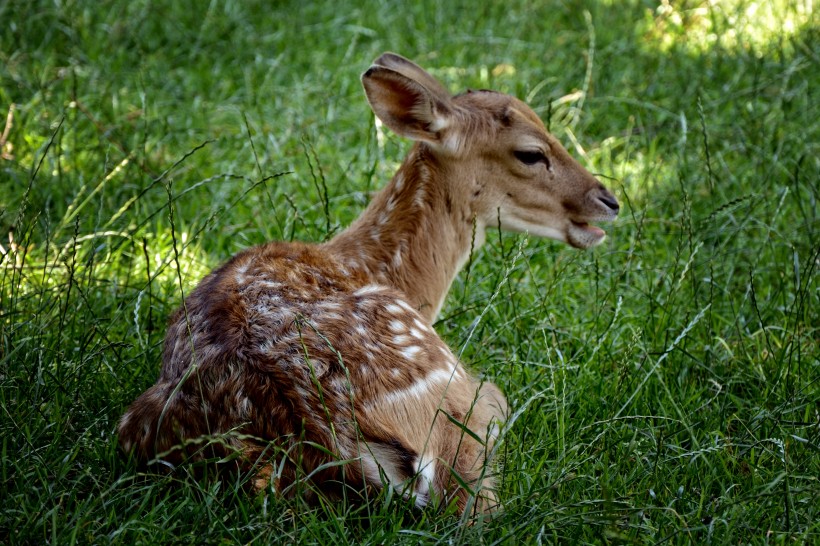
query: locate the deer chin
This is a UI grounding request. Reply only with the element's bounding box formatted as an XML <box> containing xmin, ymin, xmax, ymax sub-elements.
<box><xmin>567</xmin><ymin>220</ymin><xmax>607</xmax><ymax>249</ymax></box>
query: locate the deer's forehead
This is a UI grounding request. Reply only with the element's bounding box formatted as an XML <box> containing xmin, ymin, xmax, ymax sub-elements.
<box><xmin>505</xmin><ymin>100</ymin><xmax>547</xmax><ymax>132</ymax></box>
<box><xmin>454</xmin><ymin>92</ymin><xmax>549</xmax><ymax>140</ymax></box>
<box><xmin>508</xmin><ymin>97</ymin><xmax>546</xmax><ymax>125</ymax></box>
<box><xmin>496</xmin><ymin>106</ymin><xmax>553</xmax><ymax>150</ymax></box>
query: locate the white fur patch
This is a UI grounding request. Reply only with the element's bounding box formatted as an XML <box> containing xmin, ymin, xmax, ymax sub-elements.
<box><xmin>236</xmin><ymin>393</ymin><xmax>252</xmax><ymax>417</ymax></box>
<box><xmin>354</xmin><ymin>285</ymin><xmax>383</xmax><ymax>297</ymax></box>
<box><xmin>441</xmin><ymin>130</ymin><xmax>465</xmax><ymax>154</ymax></box>
<box><xmin>394</xmin><ymin>173</ymin><xmax>405</xmax><ymax>193</ymax></box>
<box><xmin>413</xmin><ymin>185</ymin><xmax>427</xmax><ymax>209</ymax></box>
<box><xmin>319</xmin><ymin>301</ymin><xmax>342</xmax><ymax>311</ymax></box>
<box><xmin>385</xmin><ymin>303</ymin><xmax>403</xmax><ymax>314</ymax></box>
<box><xmin>119</xmin><ymin>410</ymin><xmax>132</xmax><ymax>430</ymax></box>
<box><xmin>447</xmin><ymin>360</ymin><xmax>463</xmax><ymax>379</ymax></box>
<box><xmin>413</xmin><ymin>318</ymin><xmax>430</xmax><ymax>332</ymax></box>
<box><xmin>400</xmin><ymin>345</ymin><xmax>422</xmax><ymax>360</ymax></box>
<box><xmin>386</xmin><ymin>194</ymin><xmax>399</xmax><ymax>213</ymax></box>
<box><xmin>381</xmin><ymin>368</ymin><xmax>451</xmax><ymax>406</ymax></box>
<box><xmin>414</xmin><ymin>455</ymin><xmax>437</xmax><ymax>507</ymax></box>
<box><xmin>388</xmin><ymin>320</ymin><xmax>405</xmax><ymax>332</ymax></box>
<box><xmin>428</xmin><ymin>116</ymin><xmax>449</xmax><ymax>132</ymax></box>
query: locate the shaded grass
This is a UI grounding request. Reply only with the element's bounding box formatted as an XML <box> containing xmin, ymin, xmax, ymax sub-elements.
<box><xmin>2</xmin><ymin>0</ymin><xmax>818</xmax><ymax>543</ymax></box>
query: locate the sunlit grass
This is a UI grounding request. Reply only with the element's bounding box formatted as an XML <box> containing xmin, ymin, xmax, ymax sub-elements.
<box><xmin>637</xmin><ymin>0</ymin><xmax>814</xmax><ymax>54</ymax></box>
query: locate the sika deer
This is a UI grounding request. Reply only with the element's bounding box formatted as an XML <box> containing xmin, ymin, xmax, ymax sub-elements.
<box><xmin>118</xmin><ymin>53</ymin><xmax>619</xmax><ymax>516</ymax></box>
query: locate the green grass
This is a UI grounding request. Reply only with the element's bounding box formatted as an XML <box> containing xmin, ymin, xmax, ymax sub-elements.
<box><xmin>1</xmin><ymin>0</ymin><xmax>817</xmax><ymax>543</ymax></box>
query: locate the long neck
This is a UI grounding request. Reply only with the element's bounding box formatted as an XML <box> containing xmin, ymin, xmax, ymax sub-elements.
<box><xmin>324</xmin><ymin>144</ymin><xmax>484</xmax><ymax>323</ymax></box>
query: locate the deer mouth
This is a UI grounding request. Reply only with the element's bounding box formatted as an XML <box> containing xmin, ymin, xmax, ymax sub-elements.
<box><xmin>568</xmin><ymin>220</ymin><xmax>608</xmax><ymax>248</ymax></box>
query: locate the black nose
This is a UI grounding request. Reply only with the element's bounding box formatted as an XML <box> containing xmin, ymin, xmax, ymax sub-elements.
<box><xmin>598</xmin><ymin>193</ymin><xmax>620</xmax><ymax>213</ymax></box>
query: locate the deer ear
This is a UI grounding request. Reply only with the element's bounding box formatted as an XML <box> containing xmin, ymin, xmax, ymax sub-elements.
<box><xmin>370</xmin><ymin>53</ymin><xmax>452</xmax><ymax>102</ymax></box>
<box><xmin>362</xmin><ymin>64</ymin><xmax>453</xmax><ymax>145</ymax></box>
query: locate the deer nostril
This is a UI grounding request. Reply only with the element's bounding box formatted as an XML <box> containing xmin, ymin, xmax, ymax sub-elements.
<box><xmin>598</xmin><ymin>194</ymin><xmax>619</xmax><ymax>213</ymax></box>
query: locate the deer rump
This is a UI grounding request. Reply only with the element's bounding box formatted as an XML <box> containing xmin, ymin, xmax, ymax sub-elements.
<box><xmin>119</xmin><ymin>242</ymin><xmax>506</xmax><ymax>514</ymax></box>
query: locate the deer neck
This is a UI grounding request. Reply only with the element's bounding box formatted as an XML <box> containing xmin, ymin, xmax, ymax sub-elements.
<box><xmin>325</xmin><ymin>144</ymin><xmax>485</xmax><ymax>323</ymax></box>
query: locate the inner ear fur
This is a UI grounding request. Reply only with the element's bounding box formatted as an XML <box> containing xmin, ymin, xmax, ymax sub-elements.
<box><xmin>362</xmin><ymin>58</ymin><xmax>453</xmax><ymax>145</ymax></box>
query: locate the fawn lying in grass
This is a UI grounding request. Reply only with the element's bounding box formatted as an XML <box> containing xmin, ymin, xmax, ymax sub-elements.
<box><xmin>119</xmin><ymin>52</ymin><xmax>619</xmax><ymax>516</ymax></box>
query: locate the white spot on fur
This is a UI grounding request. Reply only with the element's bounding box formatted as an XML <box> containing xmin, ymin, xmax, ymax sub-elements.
<box><xmin>442</xmin><ymin>130</ymin><xmax>465</xmax><ymax>154</ymax></box>
<box><xmin>448</xmin><ymin>360</ymin><xmax>464</xmax><ymax>379</ymax></box>
<box><xmin>354</xmin><ymin>285</ymin><xmax>383</xmax><ymax>297</ymax></box>
<box><xmin>391</xmin><ymin>247</ymin><xmax>402</xmax><ymax>268</ymax></box>
<box><xmin>414</xmin><ymin>455</ymin><xmax>436</xmax><ymax>507</ymax></box>
<box><xmin>396</xmin><ymin>299</ymin><xmax>414</xmax><ymax>313</ymax></box>
<box><xmin>392</xmin><ymin>335</ymin><xmax>410</xmax><ymax>345</ymax></box>
<box><xmin>385</xmin><ymin>303</ymin><xmax>403</xmax><ymax>314</ymax></box>
<box><xmin>428</xmin><ymin>116</ymin><xmax>449</xmax><ymax>132</ymax></box>
<box><xmin>381</xmin><ymin>368</ymin><xmax>452</xmax><ymax>406</ymax></box>
<box><xmin>413</xmin><ymin>318</ymin><xmax>430</xmax><ymax>332</ymax></box>
<box><xmin>401</xmin><ymin>345</ymin><xmax>422</xmax><ymax>361</ymax></box>
<box><xmin>409</xmin><ymin>328</ymin><xmax>424</xmax><ymax>340</ymax></box>
<box><xmin>391</xmin><ymin>368</ymin><xmax>401</xmax><ymax>377</ymax></box>
<box><xmin>319</xmin><ymin>301</ymin><xmax>342</xmax><ymax>311</ymax></box>
<box><xmin>119</xmin><ymin>411</ymin><xmax>132</xmax><ymax>430</ymax></box>
<box><xmin>389</xmin><ymin>320</ymin><xmax>405</xmax><ymax>332</ymax></box>
<box><xmin>233</xmin><ymin>261</ymin><xmax>250</xmax><ymax>284</ymax></box>
<box><xmin>413</xmin><ymin>185</ymin><xmax>427</xmax><ymax>209</ymax></box>
<box><xmin>330</xmin><ymin>376</ymin><xmax>350</xmax><ymax>395</ymax></box>
<box><xmin>386</xmin><ymin>195</ymin><xmax>398</xmax><ymax>213</ymax></box>
<box><xmin>394</xmin><ymin>173</ymin><xmax>405</xmax><ymax>193</ymax></box>
<box><xmin>295</xmin><ymin>386</ymin><xmax>309</xmax><ymax>401</ymax></box>
<box><xmin>254</xmin><ymin>280</ymin><xmax>283</xmax><ymax>291</ymax></box>
<box><xmin>236</xmin><ymin>389</ymin><xmax>252</xmax><ymax>417</ymax></box>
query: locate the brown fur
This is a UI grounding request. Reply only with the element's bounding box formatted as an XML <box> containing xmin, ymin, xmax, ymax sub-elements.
<box><xmin>118</xmin><ymin>53</ymin><xmax>619</xmax><ymax>517</ymax></box>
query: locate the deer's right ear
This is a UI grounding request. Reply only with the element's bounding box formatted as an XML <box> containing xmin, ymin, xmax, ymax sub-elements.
<box><xmin>362</xmin><ymin>65</ymin><xmax>453</xmax><ymax>146</ymax></box>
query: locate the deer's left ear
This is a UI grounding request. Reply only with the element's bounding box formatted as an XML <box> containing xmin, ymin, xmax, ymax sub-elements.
<box><xmin>362</xmin><ymin>64</ymin><xmax>453</xmax><ymax>146</ymax></box>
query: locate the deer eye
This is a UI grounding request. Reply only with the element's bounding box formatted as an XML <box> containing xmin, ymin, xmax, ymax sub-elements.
<box><xmin>514</xmin><ymin>150</ymin><xmax>548</xmax><ymax>167</ymax></box>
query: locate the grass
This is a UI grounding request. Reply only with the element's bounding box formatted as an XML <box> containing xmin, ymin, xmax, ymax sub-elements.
<box><xmin>1</xmin><ymin>0</ymin><xmax>817</xmax><ymax>543</ymax></box>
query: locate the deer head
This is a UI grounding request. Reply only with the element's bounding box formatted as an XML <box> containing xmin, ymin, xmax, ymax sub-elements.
<box><xmin>362</xmin><ymin>53</ymin><xmax>619</xmax><ymax>250</ymax></box>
